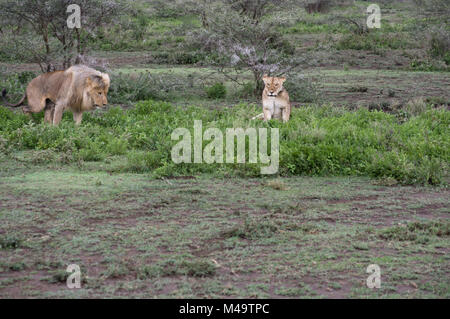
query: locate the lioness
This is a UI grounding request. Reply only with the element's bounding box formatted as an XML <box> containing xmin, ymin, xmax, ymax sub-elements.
<box><xmin>1</xmin><ymin>65</ymin><xmax>110</xmax><ymax>125</ymax></box>
<box><xmin>253</xmin><ymin>75</ymin><xmax>291</xmax><ymax>122</ymax></box>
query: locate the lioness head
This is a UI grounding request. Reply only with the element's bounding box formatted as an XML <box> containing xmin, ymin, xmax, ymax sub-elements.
<box><xmin>84</xmin><ymin>73</ymin><xmax>110</xmax><ymax>109</ymax></box>
<box><xmin>263</xmin><ymin>75</ymin><xmax>286</xmax><ymax>97</ymax></box>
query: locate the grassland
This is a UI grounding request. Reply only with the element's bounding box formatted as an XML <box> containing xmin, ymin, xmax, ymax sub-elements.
<box><xmin>0</xmin><ymin>0</ymin><xmax>449</xmax><ymax>299</ymax></box>
<box><xmin>0</xmin><ymin>156</ymin><xmax>448</xmax><ymax>298</ymax></box>
<box><xmin>0</xmin><ymin>99</ymin><xmax>448</xmax><ymax>298</ymax></box>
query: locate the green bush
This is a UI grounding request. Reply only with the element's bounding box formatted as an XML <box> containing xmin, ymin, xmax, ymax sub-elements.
<box><xmin>170</xmin><ymin>52</ymin><xmax>204</xmax><ymax>65</ymax></box>
<box><xmin>429</xmin><ymin>27</ymin><xmax>450</xmax><ymax>63</ymax></box>
<box><xmin>206</xmin><ymin>83</ymin><xmax>227</xmax><ymax>99</ymax></box>
<box><xmin>410</xmin><ymin>58</ymin><xmax>449</xmax><ymax>72</ymax></box>
<box><xmin>126</xmin><ymin>150</ymin><xmax>166</xmax><ymax>172</ymax></box>
<box><xmin>235</xmin><ymin>82</ymin><xmax>255</xmax><ymax>99</ymax></box>
<box><xmin>77</xmin><ymin>141</ymin><xmax>105</xmax><ymax>162</ymax></box>
<box><xmin>0</xmin><ymin>72</ymin><xmax>28</xmax><ymax>106</ymax></box>
<box><xmin>0</xmin><ymin>100</ymin><xmax>448</xmax><ymax>185</ymax></box>
<box><xmin>108</xmin><ymin>72</ymin><xmax>193</xmax><ymax>104</ymax></box>
<box><xmin>17</xmin><ymin>71</ymin><xmax>36</xmax><ymax>84</ymax></box>
<box><xmin>107</xmin><ymin>137</ymin><xmax>129</xmax><ymax>155</ymax></box>
<box><xmin>284</xmin><ymin>74</ymin><xmax>321</xmax><ymax>103</ymax></box>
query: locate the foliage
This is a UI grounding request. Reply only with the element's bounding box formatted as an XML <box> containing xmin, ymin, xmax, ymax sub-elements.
<box><xmin>428</xmin><ymin>26</ymin><xmax>450</xmax><ymax>65</ymax></box>
<box><xmin>0</xmin><ymin>100</ymin><xmax>448</xmax><ymax>185</ymax></box>
<box><xmin>283</xmin><ymin>74</ymin><xmax>322</xmax><ymax>103</ymax></box>
<box><xmin>0</xmin><ymin>0</ymin><xmax>125</xmax><ymax>71</ymax></box>
<box><xmin>192</xmin><ymin>1</ymin><xmax>303</xmax><ymax>95</ymax></box>
<box><xmin>108</xmin><ymin>72</ymin><xmax>192</xmax><ymax>104</ymax></box>
<box><xmin>336</xmin><ymin>32</ymin><xmax>413</xmax><ymax>51</ymax></box>
<box><xmin>206</xmin><ymin>83</ymin><xmax>227</xmax><ymax>99</ymax></box>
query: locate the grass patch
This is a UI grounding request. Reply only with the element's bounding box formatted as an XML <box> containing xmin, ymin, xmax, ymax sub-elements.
<box><xmin>336</xmin><ymin>32</ymin><xmax>414</xmax><ymax>51</ymax></box>
<box><xmin>378</xmin><ymin>220</ymin><xmax>450</xmax><ymax>243</ymax></box>
<box><xmin>223</xmin><ymin>219</ymin><xmax>279</xmax><ymax>240</ymax></box>
<box><xmin>139</xmin><ymin>258</ymin><xmax>216</xmax><ymax>278</ymax></box>
<box><xmin>266</xmin><ymin>179</ymin><xmax>288</xmax><ymax>191</ymax></box>
<box><xmin>0</xmin><ymin>100</ymin><xmax>448</xmax><ymax>184</ymax></box>
<box><xmin>0</xmin><ymin>234</ymin><xmax>23</xmax><ymax>249</ymax></box>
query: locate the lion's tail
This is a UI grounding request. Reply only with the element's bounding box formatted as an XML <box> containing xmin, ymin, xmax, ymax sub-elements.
<box><xmin>251</xmin><ymin>113</ymin><xmax>264</xmax><ymax>120</ymax></box>
<box><xmin>1</xmin><ymin>89</ymin><xmax>26</xmax><ymax>107</ymax></box>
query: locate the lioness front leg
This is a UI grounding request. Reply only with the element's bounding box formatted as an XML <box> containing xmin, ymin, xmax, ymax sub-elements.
<box><xmin>263</xmin><ymin>108</ymin><xmax>272</xmax><ymax>121</ymax></box>
<box><xmin>282</xmin><ymin>106</ymin><xmax>291</xmax><ymax>123</ymax></box>
<box><xmin>73</xmin><ymin>112</ymin><xmax>83</xmax><ymax>125</ymax></box>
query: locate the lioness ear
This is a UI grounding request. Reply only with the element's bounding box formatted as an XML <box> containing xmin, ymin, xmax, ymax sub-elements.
<box><xmin>262</xmin><ymin>74</ymin><xmax>270</xmax><ymax>84</ymax></box>
<box><xmin>279</xmin><ymin>77</ymin><xmax>287</xmax><ymax>84</ymax></box>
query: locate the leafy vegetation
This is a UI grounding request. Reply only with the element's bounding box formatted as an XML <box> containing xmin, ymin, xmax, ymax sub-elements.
<box><xmin>206</xmin><ymin>83</ymin><xmax>227</xmax><ymax>99</ymax></box>
<box><xmin>1</xmin><ymin>100</ymin><xmax>447</xmax><ymax>185</ymax></box>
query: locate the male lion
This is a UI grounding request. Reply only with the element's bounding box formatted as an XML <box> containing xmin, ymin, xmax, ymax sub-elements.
<box><xmin>253</xmin><ymin>75</ymin><xmax>291</xmax><ymax>122</ymax></box>
<box><xmin>1</xmin><ymin>65</ymin><xmax>110</xmax><ymax>125</ymax></box>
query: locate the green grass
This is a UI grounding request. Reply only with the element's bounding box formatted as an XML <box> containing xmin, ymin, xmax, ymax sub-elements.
<box><xmin>0</xmin><ymin>160</ymin><xmax>448</xmax><ymax>298</ymax></box>
<box><xmin>335</xmin><ymin>31</ymin><xmax>415</xmax><ymax>51</ymax></box>
<box><xmin>1</xmin><ymin>99</ymin><xmax>448</xmax><ymax>184</ymax></box>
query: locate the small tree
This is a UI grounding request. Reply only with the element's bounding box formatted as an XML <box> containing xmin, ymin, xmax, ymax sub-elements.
<box><xmin>194</xmin><ymin>1</ymin><xmax>302</xmax><ymax>96</ymax></box>
<box><xmin>224</xmin><ymin>0</ymin><xmax>285</xmax><ymax>23</ymax></box>
<box><xmin>0</xmin><ymin>0</ymin><xmax>125</xmax><ymax>72</ymax></box>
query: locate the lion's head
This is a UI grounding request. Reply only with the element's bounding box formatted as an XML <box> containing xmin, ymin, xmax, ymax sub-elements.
<box><xmin>84</xmin><ymin>73</ymin><xmax>110</xmax><ymax>110</ymax></box>
<box><xmin>263</xmin><ymin>75</ymin><xmax>286</xmax><ymax>97</ymax></box>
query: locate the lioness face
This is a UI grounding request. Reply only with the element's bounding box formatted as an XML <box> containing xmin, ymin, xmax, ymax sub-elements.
<box><xmin>85</xmin><ymin>74</ymin><xmax>110</xmax><ymax>109</ymax></box>
<box><xmin>263</xmin><ymin>75</ymin><xmax>286</xmax><ymax>97</ymax></box>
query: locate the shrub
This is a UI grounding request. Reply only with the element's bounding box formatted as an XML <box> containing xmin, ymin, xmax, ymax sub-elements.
<box><xmin>108</xmin><ymin>73</ymin><xmax>163</xmax><ymax>103</ymax></box>
<box><xmin>223</xmin><ymin>219</ymin><xmax>279</xmax><ymax>239</ymax></box>
<box><xmin>0</xmin><ymin>234</ymin><xmax>22</xmax><ymax>249</ymax></box>
<box><xmin>206</xmin><ymin>83</ymin><xmax>227</xmax><ymax>99</ymax></box>
<box><xmin>108</xmin><ymin>72</ymin><xmax>195</xmax><ymax>104</ymax></box>
<box><xmin>76</xmin><ymin>141</ymin><xmax>105</xmax><ymax>162</ymax></box>
<box><xmin>107</xmin><ymin>137</ymin><xmax>129</xmax><ymax>155</ymax></box>
<box><xmin>0</xmin><ymin>100</ymin><xmax>448</xmax><ymax>185</ymax></box>
<box><xmin>410</xmin><ymin>58</ymin><xmax>449</xmax><ymax>72</ymax></box>
<box><xmin>170</xmin><ymin>52</ymin><xmax>204</xmax><ymax>65</ymax></box>
<box><xmin>284</xmin><ymin>74</ymin><xmax>321</xmax><ymax>103</ymax></box>
<box><xmin>17</xmin><ymin>71</ymin><xmax>36</xmax><ymax>84</ymax></box>
<box><xmin>429</xmin><ymin>27</ymin><xmax>450</xmax><ymax>62</ymax></box>
<box><xmin>348</xmin><ymin>86</ymin><xmax>368</xmax><ymax>93</ymax></box>
<box><xmin>236</xmin><ymin>82</ymin><xmax>255</xmax><ymax>99</ymax></box>
<box><xmin>405</xmin><ymin>98</ymin><xmax>429</xmax><ymax>116</ymax></box>
<box><xmin>126</xmin><ymin>150</ymin><xmax>166</xmax><ymax>173</ymax></box>
<box><xmin>0</xmin><ymin>72</ymin><xmax>28</xmax><ymax>105</ymax></box>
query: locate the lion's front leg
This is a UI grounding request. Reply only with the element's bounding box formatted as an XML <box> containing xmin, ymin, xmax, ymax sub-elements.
<box><xmin>52</xmin><ymin>103</ymin><xmax>66</xmax><ymax>125</ymax></box>
<box><xmin>44</xmin><ymin>101</ymin><xmax>55</xmax><ymax>124</ymax></box>
<box><xmin>73</xmin><ymin>112</ymin><xmax>83</xmax><ymax>125</ymax></box>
